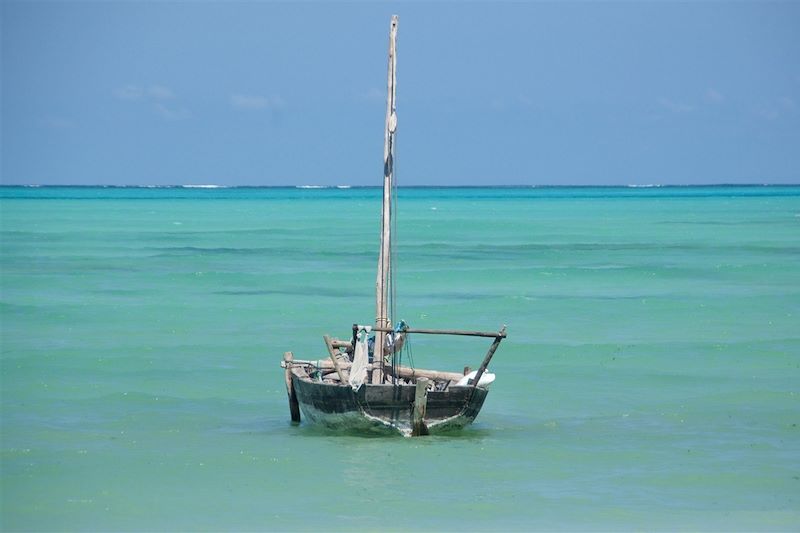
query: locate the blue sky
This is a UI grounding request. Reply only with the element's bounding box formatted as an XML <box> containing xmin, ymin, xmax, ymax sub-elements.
<box><xmin>2</xmin><ymin>1</ymin><xmax>799</xmax><ymax>186</ymax></box>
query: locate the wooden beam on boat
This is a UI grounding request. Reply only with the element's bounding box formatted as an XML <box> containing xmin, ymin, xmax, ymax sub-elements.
<box><xmin>283</xmin><ymin>352</ymin><xmax>301</xmax><ymax>423</ymax></box>
<box><xmin>384</xmin><ymin>364</ymin><xmax>464</xmax><ymax>383</ymax></box>
<box><xmin>412</xmin><ymin>377</ymin><xmax>430</xmax><ymax>436</ymax></box>
<box><xmin>371</xmin><ymin>326</ymin><xmax>507</xmax><ymax>339</ymax></box>
<box><xmin>330</xmin><ymin>339</ymin><xmax>352</xmax><ymax>350</ymax></box>
<box><xmin>281</xmin><ymin>358</ymin><xmax>349</xmax><ymax>370</ymax></box>
<box><xmin>280</xmin><ymin>358</ymin><xmax>464</xmax><ymax>383</ymax></box>
<box><xmin>470</xmin><ymin>326</ymin><xmax>507</xmax><ymax>388</ymax></box>
<box><xmin>323</xmin><ymin>335</ymin><xmax>348</xmax><ymax>383</ymax></box>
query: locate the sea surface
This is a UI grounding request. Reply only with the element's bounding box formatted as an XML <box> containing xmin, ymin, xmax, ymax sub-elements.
<box><xmin>1</xmin><ymin>185</ymin><xmax>798</xmax><ymax>531</ymax></box>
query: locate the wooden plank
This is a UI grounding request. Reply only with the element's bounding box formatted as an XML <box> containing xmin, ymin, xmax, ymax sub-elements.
<box><xmin>412</xmin><ymin>377</ymin><xmax>430</xmax><ymax>436</ymax></box>
<box><xmin>281</xmin><ymin>359</ymin><xmax>464</xmax><ymax>383</ymax></box>
<box><xmin>385</xmin><ymin>365</ymin><xmax>464</xmax><ymax>383</ymax></box>
<box><xmin>283</xmin><ymin>352</ymin><xmax>301</xmax><ymax>422</ymax></box>
<box><xmin>330</xmin><ymin>339</ymin><xmax>352</xmax><ymax>350</ymax></box>
<box><xmin>281</xmin><ymin>358</ymin><xmax>352</xmax><ymax>370</ymax></box>
<box><xmin>323</xmin><ymin>335</ymin><xmax>347</xmax><ymax>383</ymax></box>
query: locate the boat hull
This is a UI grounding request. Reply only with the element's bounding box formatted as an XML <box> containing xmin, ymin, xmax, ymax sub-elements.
<box><xmin>291</xmin><ymin>371</ymin><xmax>489</xmax><ymax>436</ymax></box>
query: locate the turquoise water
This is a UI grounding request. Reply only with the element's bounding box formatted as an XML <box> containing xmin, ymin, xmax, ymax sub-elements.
<box><xmin>1</xmin><ymin>186</ymin><xmax>798</xmax><ymax>531</ymax></box>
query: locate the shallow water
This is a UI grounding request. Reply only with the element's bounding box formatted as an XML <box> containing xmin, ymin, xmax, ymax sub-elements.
<box><xmin>1</xmin><ymin>186</ymin><xmax>799</xmax><ymax>531</ymax></box>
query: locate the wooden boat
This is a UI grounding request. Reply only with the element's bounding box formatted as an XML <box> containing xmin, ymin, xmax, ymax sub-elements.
<box><xmin>280</xmin><ymin>15</ymin><xmax>506</xmax><ymax>436</ymax></box>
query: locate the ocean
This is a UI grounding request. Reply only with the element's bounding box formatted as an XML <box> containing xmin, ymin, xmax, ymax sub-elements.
<box><xmin>1</xmin><ymin>185</ymin><xmax>798</xmax><ymax>531</ymax></box>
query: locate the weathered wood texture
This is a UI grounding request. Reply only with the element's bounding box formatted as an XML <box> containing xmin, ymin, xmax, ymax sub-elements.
<box><xmin>385</xmin><ymin>365</ymin><xmax>464</xmax><ymax>383</ymax></box>
<box><xmin>283</xmin><ymin>351</ymin><xmax>301</xmax><ymax>422</ymax></box>
<box><xmin>412</xmin><ymin>377</ymin><xmax>430</xmax><ymax>436</ymax></box>
<box><xmin>374</xmin><ymin>15</ymin><xmax>399</xmax><ymax>385</ymax></box>
<box><xmin>281</xmin><ymin>358</ymin><xmax>464</xmax><ymax>383</ymax></box>
<box><xmin>290</xmin><ymin>367</ymin><xmax>490</xmax><ymax>432</ymax></box>
<box><xmin>330</xmin><ymin>339</ymin><xmax>352</xmax><ymax>350</ymax></box>
<box><xmin>323</xmin><ymin>335</ymin><xmax>347</xmax><ymax>383</ymax></box>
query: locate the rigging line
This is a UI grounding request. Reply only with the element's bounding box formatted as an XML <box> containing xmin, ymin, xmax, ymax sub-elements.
<box><xmin>391</xmin><ymin>128</ymin><xmax>398</xmax><ymax>330</ymax></box>
<box><xmin>394</xmin><ymin>132</ymin><xmax>401</xmax><ymax>378</ymax></box>
<box><xmin>405</xmin><ymin>332</ymin><xmax>415</xmax><ymax>371</ymax></box>
<box><xmin>390</xmin><ymin>129</ymin><xmax>399</xmax><ymax>386</ymax></box>
<box><xmin>390</xmin><ymin>39</ymin><xmax>398</xmax><ymax>321</ymax></box>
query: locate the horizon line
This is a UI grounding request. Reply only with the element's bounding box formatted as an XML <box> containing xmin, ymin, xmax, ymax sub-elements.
<box><xmin>2</xmin><ymin>183</ymin><xmax>799</xmax><ymax>189</ymax></box>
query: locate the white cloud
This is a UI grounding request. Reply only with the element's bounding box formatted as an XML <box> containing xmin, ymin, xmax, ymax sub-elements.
<box><xmin>756</xmin><ymin>107</ymin><xmax>779</xmax><ymax>120</ymax></box>
<box><xmin>705</xmin><ymin>88</ymin><xmax>724</xmax><ymax>103</ymax></box>
<box><xmin>114</xmin><ymin>85</ymin><xmax>144</xmax><ymax>100</ymax></box>
<box><xmin>658</xmin><ymin>98</ymin><xmax>693</xmax><ymax>113</ymax></box>
<box><xmin>155</xmin><ymin>102</ymin><xmax>191</xmax><ymax>121</ymax></box>
<box><xmin>230</xmin><ymin>93</ymin><xmax>285</xmax><ymax>110</ymax></box>
<box><xmin>114</xmin><ymin>83</ymin><xmax>189</xmax><ymax>120</ymax></box>
<box><xmin>231</xmin><ymin>94</ymin><xmax>267</xmax><ymax>109</ymax></box>
<box><xmin>147</xmin><ymin>85</ymin><xmax>174</xmax><ymax>100</ymax></box>
<box><xmin>755</xmin><ymin>97</ymin><xmax>797</xmax><ymax>120</ymax></box>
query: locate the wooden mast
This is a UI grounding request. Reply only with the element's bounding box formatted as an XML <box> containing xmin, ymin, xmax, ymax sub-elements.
<box><xmin>373</xmin><ymin>15</ymin><xmax>398</xmax><ymax>384</ymax></box>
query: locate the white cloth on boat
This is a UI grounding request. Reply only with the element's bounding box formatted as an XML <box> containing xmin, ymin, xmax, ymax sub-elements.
<box><xmin>349</xmin><ymin>326</ymin><xmax>371</xmax><ymax>390</ymax></box>
<box><xmin>456</xmin><ymin>371</ymin><xmax>496</xmax><ymax>388</ymax></box>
